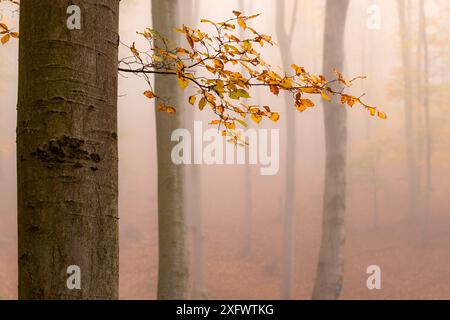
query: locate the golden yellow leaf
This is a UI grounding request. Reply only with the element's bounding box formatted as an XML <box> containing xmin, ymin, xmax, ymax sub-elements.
<box><xmin>321</xmin><ymin>92</ymin><xmax>331</xmax><ymax>101</ymax></box>
<box><xmin>178</xmin><ymin>76</ymin><xmax>189</xmax><ymax>89</ymax></box>
<box><xmin>232</xmin><ymin>10</ymin><xmax>242</xmax><ymax>17</ymax></box>
<box><xmin>251</xmin><ymin>114</ymin><xmax>262</xmax><ymax>124</ymax></box>
<box><xmin>1</xmin><ymin>34</ymin><xmax>10</xmax><ymax>45</ymax></box>
<box><xmin>213</xmin><ymin>59</ymin><xmax>224</xmax><ymax>69</ymax></box>
<box><xmin>236</xmin><ymin>119</ymin><xmax>248</xmax><ymax>127</ymax></box>
<box><xmin>143</xmin><ymin>91</ymin><xmax>156</xmax><ymax>99</ymax></box>
<box><xmin>270</xmin><ymin>112</ymin><xmax>280</xmax><ymax>122</ymax></box>
<box><xmin>367</xmin><ymin>107</ymin><xmax>377</xmax><ymax>116</ymax></box>
<box><xmin>0</xmin><ymin>23</ymin><xmax>8</xmax><ymax>32</ymax></box>
<box><xmin>377</xmin><ymin>111</ymin><xmax>387</xmax><ymax>119</ymax></box>
<box><xmin>198</xmin><ymin>97</ymin><xmax>207</xmax><ymax>110</ymax></box>
<box><xmin>166</xmin><ymin>106</ymin><xmax>177</xmax><ymax>114</ymax></box>
<box><xmin>188</xmin><ymin>96</ymin><xmax>196</xmax><ymax>105</ymax></box>
<box><xmin>10</xmin><ymin>32</ymin><xmax>19</xmax><ymax>38</ymax></box>
<box><xmin>301</xmin><ymin>99</ymin><xmax>315</xmax><ymax>108</ymax></box>
<box><xmin>237</xmin><ymin>18</ymin><xmax>247</xmax><ymax>30</ymax></box>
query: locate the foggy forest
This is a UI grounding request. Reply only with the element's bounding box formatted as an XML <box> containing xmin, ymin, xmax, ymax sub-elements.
<box><xmin>0</xmin><ymin>0</ymin><xmax>449</xmax><ymax>301</ymax></box>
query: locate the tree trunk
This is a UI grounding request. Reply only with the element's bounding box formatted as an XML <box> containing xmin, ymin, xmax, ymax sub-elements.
<box><xmin>183</xmin><ymin>0</ymin><xmax>207</xmax><ymax>299</ymax></box>
<box><xmin>17</xmin><ymin>0</ymin><xmax>120</xmax><ymax>299</ymax></box>
<box><xmin>276</xmin><ymin>0</ymin><xmax>299</xmax><ymax>300</ymax></box>
<box><xmin>312</xmin><ymin>0</ymin><xmax>350</xmax><ymax>300</ymax></box>
<box><xmin>397</xmin><ymin>0</ymin><xmax>419</xmax><ymax>219</ymax></box>
<box><xmin>152</xmin><ymin>0</ymin><xmax>190</xmax><ymax>300</ymax></box>
<box><xmin>419</xmin><ymin>0</ymin><xmax>431</xmax><ymax>216</ymax></box>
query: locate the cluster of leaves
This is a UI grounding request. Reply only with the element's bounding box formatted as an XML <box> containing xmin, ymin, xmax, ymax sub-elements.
<box><xmin>0</xmin><ymin>22</ymin><xmax>18</xmax><ymax>44</ymax></box>
<box><xmin>0</xmin><ymin>0</ymin><xmax>19</xmax><ymax>44</ymax></box>
<box><xmin>119</xmin><ymin>11</ymin><xmax>386</xmax><ymax>134</ymax></box>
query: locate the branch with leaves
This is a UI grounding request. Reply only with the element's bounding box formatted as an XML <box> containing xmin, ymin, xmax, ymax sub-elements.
<box><xmin>0</xmin><ymin>0</ymin><xmax>19</xmax><ymax>44</ymax></box>
<box><xmin>119</xmin><ymin>11</ymin><xmax>386</xmax><ymax>134</ymax></box>
<box><xmin>1</xmin><ymin>8</ymin><xmax>386</xmax><ymax>130</ymax></box>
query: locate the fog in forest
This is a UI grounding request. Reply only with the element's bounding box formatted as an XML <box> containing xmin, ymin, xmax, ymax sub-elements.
<box><xmin>0</xmin><ymin>0</ymin><xmax>449</xmax><ymax>299</ymax></box>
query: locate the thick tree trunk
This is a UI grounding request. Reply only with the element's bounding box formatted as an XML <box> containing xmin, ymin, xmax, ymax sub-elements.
<box><xmin>17</xmin><ymin>0</ymin><xmax>120</xmax><ymax>299</ymax></box>
<box><xmin>152</xmin><ymin>0</ymin><xmax>189</xmax><ymax>300</ymax></box>
<box><xmin>312</xmin><ymin>0</ymin><xmax>350</xmax><ymax>300</ymax></box>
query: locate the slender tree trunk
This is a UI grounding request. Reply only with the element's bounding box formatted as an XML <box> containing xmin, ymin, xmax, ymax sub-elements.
<box><xmin>236</xmin><ymin>0</ymin><xmax>254</xmax><ymax>257</ymax></box>
<box><xmin>312</xmin><ymin>0</ymin><xmax>350</xmax><ymax>300</ymax></box>
<box><xmin>17</xmin><ymin>0</ymin><xmax>120</xmax><ymax>299</ymax></box>
<box><xmin>419</xmin><ymin>0</ymin><xmax>431</xmax><ymax>216</ymax></box>
<box><xmin>152</xmin><ymin>0</ymin><xmax>189</xmax><ymax>300</ymax></box>
<box><xmin>397</xmin><ymin>0</ymin><xmax>419</xmax><ymax>219</ymax></box>
<box><xmin>276</xmin><ymin>0</ymin><xmax>299</xmax><ymax>300</ymax></box>
<box><xmin>183</xmin><ymin>0</ymin><xmax>207</xmax><ymax>299</ymax></box>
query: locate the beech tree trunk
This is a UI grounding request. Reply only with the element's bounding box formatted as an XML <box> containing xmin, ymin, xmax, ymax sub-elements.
<box><xmin>152</xmin><ymin>0</ymin><xmax>190</xmax><ymax>300</ymax></box>
<box><xmin>276</xmin><ymin>0</ymin><xmax>299</xmax><ymax>300</ymax></box>
<box><xmin>17</xmin><ymin>0</ymin><xmax>120</xmax><ymax>299</ymax></box>
<box><xmin>397</xmin><ymin>0</ymin><xmax>419</xmax><ymax>219</ymax></box>
<box><xmin>312</xmin><ymin>0</ymin><xmax>350</xmax><ymax>300</ymax></box>
<box><xmin>419</xmin><ymin>0</ymin><xmax>431</xmax><ymax>216</ymax></box>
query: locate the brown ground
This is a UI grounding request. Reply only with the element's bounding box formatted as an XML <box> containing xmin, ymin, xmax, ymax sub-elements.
<box><xmin>1</xmin><ymin>173</ymin><xmax>449</xmax><ymax>300</ymax></box>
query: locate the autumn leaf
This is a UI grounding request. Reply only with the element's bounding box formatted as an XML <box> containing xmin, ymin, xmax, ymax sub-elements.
<box><xmin>251</xmin><ymin>113</ymin><xmax>262</xmax><ymax>124</ymax></box>
<box><xmin>321</xmin><ymin>92</ymin><xmax>331</xmax><ymax>101</ymax></box>
<box><xmin>198</xmin><ymin>97</ymin><xmax>207</xmax><ymax>110</ymax></box>
<box><xmin>377</xmin><ymin>111</ymin><xmax>387</xmax><ymax>119</ymax></box>
<box><xmin>367</xmin><ymin>107</ymin><xmax>377</xmax><ymax>116</ymax></box>
<box><xmin>188</xmin><ymin>95</ymin><xmax>196</xmax><ymax>105</ymax></box>
<box><xmin>237</xmin><ymin>18</ymin><xmax>247</xmax><ymax>30</ymax></box>
<box><xmin>1</xmin><ymin>34</ymin><xmax>10</xmax><ymax>45</ymax></box>
<box><xmin>269</xmin><ymin>112</ymin><xmax>280</xmax><ymax>122</ymax></box>
<box><xmin>143</xmin><ymin>91</ymin><xmax>156</xmax><ymax>99</ymax></box>
<box><xmin>237</xmin><ymin>89</ymin><xmax>250</xmax><ymax>99</ymax></box>
<box><xmin>232</xmin><ymin>10</ymin><xmax>242</xmax><ymax>17</ymax></box>
<box><xmin>178</xmin><ymin>76</ymin><xmax>189</xmax><ymax>89</ymax></box>
<box><xmin>0</xmin><ymin>23</ymin><xmax>8</xmax><ymax>32</ymax></box>
<box><xmin>166</xmin><ymin>106</ymin><xmax>177</xmax><ymax>114</ymax></box>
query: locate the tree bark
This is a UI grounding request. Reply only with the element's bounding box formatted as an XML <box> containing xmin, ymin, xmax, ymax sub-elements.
<box><xmin>276</xmin><ymin>0</ymin><xmax>299</xmax><ymax>300</ymax></box>
<box><xmin>397</xmin><ymin>0</ymin><xmax>419</xmax><ymax>219</ymax></box>
<box><xmin>17</xmin><ymin>0</ymin><xmax>120</xmax><ymax>299</ymax></box>
<box><xmin>419</xmin><ymin>0</ymin><xmax>431</xmax><ymax>216</ymax></box>
<box><xmin>312</xmin><ymin>0</ymin><xmax>350</xmax><ymax>300</ymax></box>
<box><xmin>152</xmin><ymin>0</ymin><xmax>190</xmax><ymax>300</ymax></box>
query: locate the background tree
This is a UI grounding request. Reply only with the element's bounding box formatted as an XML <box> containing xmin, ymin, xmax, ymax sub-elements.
<box><xmin>312</xmin><ymin>0</ymin><xmax>350</xmax><ymax>300</ymax></box>
<box><xmin>17</xmin><ymin>0</ymin><xmax>120</xmax><ymax>299</ymax></box>
<box><xmin>397</xmin><ymin>0</ymin><xmax>420</xmax><ymax>219</ymax></box>
<box><xmin>151</xmin><ymin>0</ymin><xmax>190</xmax><ymax>300</ymax></box>
<box><xmin>276</xmin><ymin>0</ymin><xmax>299</xmax><ymax>300</ymax></box>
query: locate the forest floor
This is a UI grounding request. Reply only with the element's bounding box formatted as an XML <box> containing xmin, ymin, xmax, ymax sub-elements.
<box><xmin>1</xmin><ymin>183</ymin><xmax>449</xmax><ymax>300</ymax></box>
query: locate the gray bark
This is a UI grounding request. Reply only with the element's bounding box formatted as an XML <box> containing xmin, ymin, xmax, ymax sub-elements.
<box><xmin>419</xmin><ymin>0</ymin><xmax>431</xmax><ymax>215</ymax></box>
<box><xmin>397</xmin><ymin>0</ymin><xmax>419</xmax><ymax>219</ymax></box>
<box><xmin>152</xmin><ymin>0</ymin><xmax>190</xmax><ymax>300</ymax></box>
<box><xmin>17</xmin><ymin>0</ymin><xmax>120</xmax><ymax>299</ymax></box>
<box><xmin>312</xmin><ymin>0</ymin><xmax>350</xmax><ymax>300</ymax></box>
<box><xmin>276</xmin><ymin>0</ymin><xmax>299</xmax><ymax>300</ymax></box>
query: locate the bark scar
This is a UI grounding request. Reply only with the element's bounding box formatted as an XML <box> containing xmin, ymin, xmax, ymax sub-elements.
<box><xmin>30</xmin><ymin>136</ymin><xmax>102</xmax><ymax>169</ymax></box>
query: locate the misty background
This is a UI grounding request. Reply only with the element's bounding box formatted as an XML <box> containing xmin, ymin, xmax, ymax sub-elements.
<box><xmin>1</xmin><ymin>0</ymin><xmax>449</xmax><ymax>299</ymax></box>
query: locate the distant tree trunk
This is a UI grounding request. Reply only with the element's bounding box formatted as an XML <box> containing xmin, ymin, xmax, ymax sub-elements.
<box><xmin>419</xmin><ymin>0</ymin><xmax>431</xmax><ymax>216</ymax></box>
<box><xmin>17</xmin><ymin>0</ymin><xmax>120</xmax><ymax>299</ymax></box>
<box><xmin>238</xmin><ymin>0</ymin><xmax>254</xmax><ymax>257</ymax></box>
<box><xmin>276</xmin><ymin>0</ymin><xmax>299</xmax><ymax>300</ymax></box>
<box><xmin>183</xmin><ymin>0</ymin><xmax>208</xmax><ymax>299</ymax></box>
<box><xmin>312</xmin><ymin>0</ymin><xmax>350</xmax><ymax>300</ymax></box>
<box><xmin>397</xmin><ymin>0</ymin><xmax>419</xmax><ymax>219</ymax></box>
<box><xmin>152</xmin><ymin>0</ymin><xmax>190</xmax><ymax>300</ymax></box>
